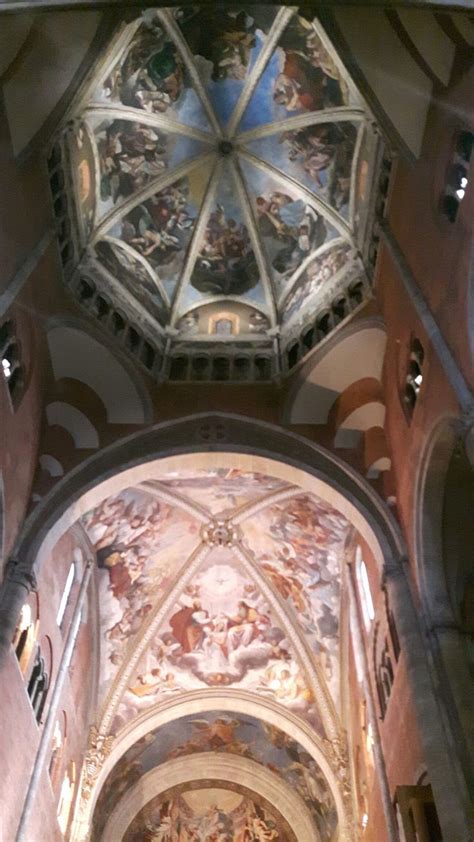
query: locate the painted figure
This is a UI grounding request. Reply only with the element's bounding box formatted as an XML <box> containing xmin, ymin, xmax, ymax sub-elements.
<box><xmin>192</xmin><ymin>204</ymin><xmax>259</xmax><ymax>296</ymax></box>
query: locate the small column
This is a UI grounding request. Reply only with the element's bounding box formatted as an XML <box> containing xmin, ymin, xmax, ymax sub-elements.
<box><xmin>384</xmin><ymin>557</ymin><xmax>472</xmax><ymax>842</ymax></box>
<box><xmin>0</xmin><ymin>557</ymin><xmax>37</xmax><ymax>664</ymax></box>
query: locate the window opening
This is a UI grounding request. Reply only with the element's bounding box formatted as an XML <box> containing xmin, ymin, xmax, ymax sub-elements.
<box><xmin>12</xmin><ymin>602</ymin><xmax>37</xmax><ymax>674</ymax></box>
<box><xmin>403</xmin><ymin>338</ymin><xmax>424</xmax><ymax>420</ymax></box>
<box><xmin>27</xmin><ymin>647</ymin><xmax>49</xmax><ymax>724</ymax></box>
<box><xmin>0</xmin><ymin>320</ymin><xmax>25</xmax><ymax>408</ymax></box>
<box><xmin>56</xmin><ymin>562</ymin><xmax>75</xmax><ymax>627</ymax></box>
<box><xmin>375</xmin><ymin>636</ymin><xmax>394</xmax><ymax>719</ymax></box>
<box><xmin>442</xmin><ymin>130</ymin><xmax>473</xmax><ymax>223</ymax></box>
<box><xmin>356</xmin><ymin>546</ymin><xmax>375</xmax><ymax>628</ymax></box>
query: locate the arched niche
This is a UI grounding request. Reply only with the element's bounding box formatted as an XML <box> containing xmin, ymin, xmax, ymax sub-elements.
<box><xmin>283</xmin><ymin>319</ymin><xmax>387</xmax><ymax>425</ymax></box>
<box><xmin>47</xmin><ymin>323</ymin><xmax>151</xmax><ymax>425</ymax></box>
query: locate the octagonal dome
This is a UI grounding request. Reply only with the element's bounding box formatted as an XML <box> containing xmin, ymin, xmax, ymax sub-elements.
<box><xmin>50</xmin><ymin>6</ymin><xmax>384</xmax><ymax>381</ymax></box>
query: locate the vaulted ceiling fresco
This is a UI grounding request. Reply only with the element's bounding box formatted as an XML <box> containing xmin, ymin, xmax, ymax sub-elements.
<box><xmin>92</xmin><ymin>711</ymin><xmax>338</xmax><ymax>842</ymax></box>
<box><xmin>80</xmin><ymin>464</ymin><xmax>352</xmax><ymax>839</ymax></box>
<box><xmin>81</xmin><ymin>469</ymin><xmax>349</xmax><ymax>731</ymax></box>
<box><xmin>123</xmin><ymin>786</ymin><xmax>296</xmax><ymax>842</ymax></box>
<box><xmin>53</xmin><ymin>6</ymin><xmax>382</xmax><ymax>378</ymax></box>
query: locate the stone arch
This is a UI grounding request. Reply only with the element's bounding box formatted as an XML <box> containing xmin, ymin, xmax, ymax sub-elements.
<box><xmin>76</xmin><ymin>691</ymin><xmax>349</xmax><ymax>842</ymax></box>
<box><xmin>46</xmin><ymin>320</ymin><xmax>152</xmax><ymax>425</ymax></box>
<box><xmin>5</xmin><ymin>413</ymin><xmax>472</xmax><ymax>842</ymax></box>
<box><xmin>102</xmin><ymin>754</ymin><xmax>316</xmax><ymax>842</ymax></box>
<box><xmin>9</xmin><ymin>413</ymin><xmax>404</xmax><ymax>585</ymax></box>
<box><xmin>414</xmin><ymin>415</ymin><xmax>474</xmax><ymax>786</ymax></box>
<box><xmin>414</xmin><ymin>416</ymin><xmax>465</xmax><ymax>621</ymax></box>
<box><xmin>283</xmin><ymin>318</ymin><xmax>387</xmax><ymax>425</ymax></box>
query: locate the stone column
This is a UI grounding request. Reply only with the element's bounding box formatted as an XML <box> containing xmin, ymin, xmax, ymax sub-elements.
<box><xmin>0</xmin><ymin>557</ymin><xmax>37</xmax><ymax>664</ymax></box>
<box><xmin>384</xmin><ymin>557</ymin><xmax>473</xmax><ymax>842</ymax></box>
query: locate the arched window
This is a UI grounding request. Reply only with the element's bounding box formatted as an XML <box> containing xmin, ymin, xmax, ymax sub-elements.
<box><xmin>12</xmin><ymin>599</ymin><xmax>38</xmax><ymax>675</ymax></box>
<box><xmin>0</xmin><ymin>319</ymin><xmax>25</xmax><ymax>408</ymax></box>
<box><xmin>441</xmin><ymin>130</ymin><xmax>473</xmax><ymax>223</ymax></box>
<box><xmin>57</xmin><ymin>762</ymin><xmax>76</xmax><ymax>835</ymax></box>
<box><xmin>375</xmin><ymin>635</ymin><xmax>394</xmax><ymax>720</ymax></box>
<box><xmin>403</xmin><ymin>338</ymin><xmax>424</xmax><ymax>420</ymax></box>
<box><xmin>356</xmin><ymin>546</ymin><xmax>375</xmax><ymax>629</ymax></box>
<box><xmin>27</xmin><ymin>643</ymin><xmax>50</xmax><ymax>724</ymax></box>
<box><xmin>56</xmin><ymin>562</ymin><xmax>75</xmax><ymax>627</ymax></box>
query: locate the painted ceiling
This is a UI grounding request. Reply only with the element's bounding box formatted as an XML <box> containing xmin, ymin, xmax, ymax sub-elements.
<box><xmin>58</xmin><ymin>6</ymin><xmax>381</xmax><ymax>367</ymax></box>
<box><xmin>80</xmin><ymin>464</ymin><xmax>353</xmax><ymax>839</ymax></box>
<box><xmin>123</xmin><ymin>785</ymin><xmax>295</xmax><ymax>841</ymax></box>
<box><xmin>81</xmin><ymin>468</ymin><xmax>350</xmax><ymax>736</ymax></box>
<box><xmin>92</xmin><ymin>711</ymin><xmax>337</xmax><ymax>842</ymax></box>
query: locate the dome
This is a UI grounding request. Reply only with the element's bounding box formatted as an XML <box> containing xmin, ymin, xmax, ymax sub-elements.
<box><xmin>50</xmin><ymin>6</ymin><xmax>383</xmax><ymax>381</ymax></box>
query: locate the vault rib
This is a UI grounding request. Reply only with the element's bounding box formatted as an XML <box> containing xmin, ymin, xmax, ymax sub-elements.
<box><xmin>84</xmin><ymin>103</ymin><xmax>215</xmax><ymax>144</ymax></box>
<box><xmin>348</xmin><ymin>121</ymin><xmax>366</xmax><ymax>231</ymax></box>
<box><xmin>236</xmin><ymin>108</ymin><xmax>365</xmax><ymax>144</ymax></box>
<box><xmin>156</xmin><ymin>9</ymin><xmax>222</xmax><ymax>137</ymax></box>
<box><xmin>89</xmin><ymin>253</ymin><xmax>168</xmax><ymax>336</ymax></box>
<box><xmin>170</xmin><ymin>157</ymin><xmax>222</xmax><ymax>323</ymax></box>
<box><xmin>230</xmin><ymin>485</ymin><xmax>303</xmax><ymax>525</ymax></box>
<box><xmin>65</xmin><ymin>17</ymin><xmax>143</xmax><ymax>120</ymax></box>
<box><xmin>230</xmin><ymin>158</ymin><xmax>278</xmax><ymax>327</ymax></box>
<box><xmin>233</xmin><ymin>541</ymin><xmax>340</xmax><ymax>740</ymax></box>
<box><xmin>276</xmin><ymin>236</ymin><xmax>347</xmax><ymax>308</ymax></box>
<box><xmin>227</xmin><ymin>6</ymin><xmax>295</xmax><ymax>138</ymax></box>
<box><xmin>239</xmin><ymin>149</ymin><xmax>353</xmax><ymax>241</ymax></box>
<box><xmin>98</xmin><ymin>234</ymin><xmax>170</xmax><ymax>308</ymax></box>
<box><xmin>139</xmin><ymin>480</ymin><xmax>211</xmax><ymax>523</ymax></box>
<box><xmin>99</xmin><ymin>540</ymin><xmax>211</xmax><ymax>733</ymax></box>
<box><xmin>91</xmin><ymin>151</ymin><xmax>215</xmax><ymax>244</ymax></box>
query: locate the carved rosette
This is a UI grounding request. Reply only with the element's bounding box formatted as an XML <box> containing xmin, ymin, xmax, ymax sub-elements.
<box><xmin>201</xmin><ymin>520</ymin><xmax>239</xmax><ymax>548</ymax></box>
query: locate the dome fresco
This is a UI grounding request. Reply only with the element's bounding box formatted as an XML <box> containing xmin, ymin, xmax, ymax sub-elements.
<box><xmin>53</xmin><ymin>6</ymin><xmax>382</xmax><ymax>379</ymax></box>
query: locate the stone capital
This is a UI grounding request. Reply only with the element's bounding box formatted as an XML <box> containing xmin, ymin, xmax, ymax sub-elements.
<box><xmin>4</xmin><ymin>557</ymin><xmax>37</xmax><ymax>593</ymax></box>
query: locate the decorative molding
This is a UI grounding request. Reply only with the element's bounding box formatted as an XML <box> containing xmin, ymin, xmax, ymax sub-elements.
<box><xmin>80</xmin><ymin>726</ymin><xmax>115</xmax><ymax>802</ymax></box>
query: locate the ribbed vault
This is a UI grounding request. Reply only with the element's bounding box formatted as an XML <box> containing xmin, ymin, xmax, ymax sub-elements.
<box><xmin>64</xmin><ymin>452</ymin><xmax>362</xmax><ymax>841</ymax></box>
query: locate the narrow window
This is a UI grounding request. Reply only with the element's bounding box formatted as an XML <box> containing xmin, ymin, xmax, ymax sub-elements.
<box><xmin>56</xmin><ymin>563</ymin><xmax>75</xmax><ymax>627</ymax></box>
<box><xmin>356</xmin><ymin>546</ymin><xmax>375</xmax><ymax>628</ymax></box>
<box><xmin>12</xmin><ymin>602</ymin><xmax>37</xmax><ymax>675</ymax></box>
<box><xmin>403</xmin><ymin>338</ymin><xmax>424</xmax><ymax>421</ymax></box>
<box><xmin>27</xmin><ymin>648</ymin><xmax>49</xmax><ymax>724</ymax></box>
